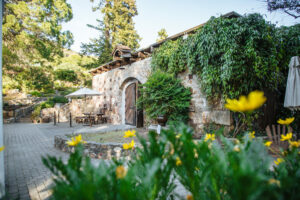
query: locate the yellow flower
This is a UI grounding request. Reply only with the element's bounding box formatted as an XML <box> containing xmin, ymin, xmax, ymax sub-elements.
<box><xmin>249</xmin><ymin>131</ymin><xmax>255</xmax><ymax>139</ymax></box>
<box><xmin>116</xmin><ymin>165</ymin><xmax>127</xmax><ymax>179</ymax></box>
<box><xmin>0</xmin><ymin>146</ymin><xmax>5</xmax><ymax>152</ymax></box>
<box><xmin>194</xmin><ymin>149</ymin><xmax>198</xmax><ymax>158</ymax></box>
<box><xmin>234</xmin><ymin>139</ymin><xmax>240</xmax><ymax>145</ymax></box>
<box><xmin>176</xmin><ymin>134</ymin><xmax>182</xmax><ymax>139</ymax></box>
<box><xmin>280</xmin><ymin>133</ymin><xmax>293</xmax><ymax>141</ymax></box>
<box><xmin>233</xmin><ymin>145</ymin><xmax>240</xmax><ymax>152</ymax></box>
<box><xmin>277</xmin><ymin>117</ymin><xmax>294</xmax><ymax>125</ymax></box>
<box><xmin>282</xmin><ymin>151</ymin><xmax>288</xmax><ymax>156</ymax></box>
<box><xmin>274</xmin><ymin>158</ymin><xmax>284</xmax><ymax>165</ymax></box>
<box><xmin>176</xmin><ymin>157</ymin><xmax>182</xmax><ymax>166</ymax></box>
<box><xmin>123</xmin><ymin>140</ymin><xmax>135</xmax><ymax>150</ymax></box>
<box><xmin>225</xmin><ymin>91</ymin><xmax>266</xmax><ymax>112</ymax></box>
<box><xmin>123</xmin><ymin>130</ymin><xmax>136</xmax><ymax>138</ymax></box>
<box><xmin>289</xmin><ymin>140</ymin><xmax>300</xmax><ymax>148</ymax></box>
<box><xmin>186</xmin><ymin>194</ymin><xmax>194</xmax><ymax>200</ymax></box>
<box><xmin>268</xmin><ymin>178</ymin><xmax>280</xmax><ymax>187</ymax></box>
<box><xmin>264</xmin><ymin>141</ymin><xmax>272</xmax><ymax>147</ymax></box>
<box><xmin>204</xmin><ymin>133</ymin><xmax>215</xmax><ymax>142</ymax></box>
<box><xmin>66</xmin><ymin>134</ymin><xmax>86</xmax><ymax>146</ymax></box>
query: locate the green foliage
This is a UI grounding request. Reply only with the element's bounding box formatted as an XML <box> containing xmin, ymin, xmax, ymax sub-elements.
<box><xmin>30</xmin><ymin>91</ymin><xmax>42</xmax><ymax>97</ymax></box>
<box><xmin>16</xmin><ymin>67</ymin><xmax>53</xmax><ymax>93</ymax></box>
<box><xmin>55</xmin><ymin>69</ymin><xmax>78</xmax><ymax>82</ymax></box>
<box><xmin>82</xmin><ymin>0</ymin><xmax>141</xmax><ymax>64</ymax></box>
<box><xmin>43</xmin><ymin>124</ymin><xmax>300</xmax><ymax>200</ymax></box>
<box><xmin>152</xmin><ymin>14</ymin><xmax>300</xmax><ymax>101</ymax></box>
<box><xmin>272</xmin><ymin>146</ymin><xmax>300</xmax><ymax>199</ymax></box>
<box><xmin>3</xmin><ymin>0</ymin><xmax>73</xmax><ymax>70</ymax></box>
<box><xmin>157</xmin><ymin>28</ymin><xmax>168</xmax><ymax>42</ymax></box>
<box><xmin>151</xmin><ymin>39</ymin><xmax>188</xmax><ymax>75</ymax></box>
<box><xmin>31</xmin><ymin>96</ymin><xmax>68</xmax><ymax>119</ymax></box>
<box><xmin>138</xmin><ymin>70</ymin><xmax>192</xmax><ymax>122</ymax></box>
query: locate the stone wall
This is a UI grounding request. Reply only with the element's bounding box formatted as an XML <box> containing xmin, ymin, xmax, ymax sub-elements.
<box><xmin>91</xmin><ymin>58</ymin><xmax>152</xmax><ymax>124</ymax></box>
<box><xmin>55</xmin><ymin>57</ymin><xmax>231</xmax><ymax>135</ymax></box>
<box><xmin>178</xmin><ymin>70</ymin><xmax>231</xmax><ymax>136</ymax></box>
<box><xmin>54</xmin><ymin>136</ymin><xmax>133</xmax><ymax>160</ymax></box>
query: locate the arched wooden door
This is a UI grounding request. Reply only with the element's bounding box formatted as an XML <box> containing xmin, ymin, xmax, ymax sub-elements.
<box><xmin>125</xmin><ymin>82</ymin><xmax>143</xmax><ymax>127</ymax></box>
<box><xmin>125</xmin><ymin>83</ymin><xmax>136</xmax><ymax>125</ymax></box>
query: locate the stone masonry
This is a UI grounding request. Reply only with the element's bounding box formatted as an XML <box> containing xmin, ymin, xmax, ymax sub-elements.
<box><xmin>56</xmin><ymin>57</ymin><xmax>231</xmax><ymax>135</ymax></box>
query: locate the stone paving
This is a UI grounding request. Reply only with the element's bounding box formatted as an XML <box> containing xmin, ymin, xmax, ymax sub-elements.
<box><xmin>4</xmin><ymin>122</ymin><xmax>104</xmax><ymax>200</ymax></box>
<box><xmin>4</xmin><ymin>122</ymin><xmax>187</xmax><ymax>200</ymax></box>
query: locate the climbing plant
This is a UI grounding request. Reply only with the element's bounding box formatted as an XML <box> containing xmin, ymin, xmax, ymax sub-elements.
<box><xmin>151</xmin><ymin>14</ymin><xmax>300</xmax><ymax>101</ymax></box>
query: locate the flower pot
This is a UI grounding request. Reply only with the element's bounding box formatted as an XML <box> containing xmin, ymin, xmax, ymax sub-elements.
<box><xmin>157</xmin><ymin>115</ymin><xmax>167</xmax><ymax>126</ymax></box>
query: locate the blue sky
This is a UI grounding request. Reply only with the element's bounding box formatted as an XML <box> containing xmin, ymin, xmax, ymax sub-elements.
<box><xmin>63</xmin><ymin>0</ymin><xmax>300</xmax><ymax>52</ymax></box>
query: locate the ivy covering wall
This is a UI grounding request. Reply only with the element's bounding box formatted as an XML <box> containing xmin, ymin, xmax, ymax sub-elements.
<box><xmin>151</xmin><ymin>13</ymin><xmax>300</xmax><ymax>130</ymax></box>
<box><xmin>151</xmin><ymin>13</ymin><xmax>300</xmax><ymax>100</ymax></box>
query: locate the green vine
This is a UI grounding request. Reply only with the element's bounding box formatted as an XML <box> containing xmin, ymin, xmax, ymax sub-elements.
<box><xmin>151</xmin><ymin>14</ymin><xmax>300</xmax><ymax>101</ymax></box>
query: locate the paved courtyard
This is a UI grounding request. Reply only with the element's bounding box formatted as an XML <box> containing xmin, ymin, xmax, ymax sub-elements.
<box><xmin>4</xmin><ymin>122</ymin><xmax>188</xmax><ymax>200</ymax></box>
<box><xmin>4</xmin><ymin>122</ymin><xmax>83</xmax><ymax>200</ymax></box>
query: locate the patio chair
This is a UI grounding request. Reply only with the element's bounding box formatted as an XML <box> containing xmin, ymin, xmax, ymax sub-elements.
<box><xmin>96</xmin><ymin>107</ymin><xmax>109</xmax><ymax>124</ymax></box>
<box><xmin>265</xmin><ymin>125</ymin><xmax>293</xmax><ymax>155</ymax></box>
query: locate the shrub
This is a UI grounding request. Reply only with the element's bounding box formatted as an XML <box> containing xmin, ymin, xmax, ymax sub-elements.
<box><xmin>30</xmin><ymin>91</ymin><xmax>42</xmax><ymax>97</ymax></box>
<box><xmin>138</xmin><ymin>70</ymin><xmax>192</xmax><ymax>123</ymax></box>
<box><xmin>54</xmin><ymin>69</ymin><xmax>78</xmax><ymax>82</ymax></box>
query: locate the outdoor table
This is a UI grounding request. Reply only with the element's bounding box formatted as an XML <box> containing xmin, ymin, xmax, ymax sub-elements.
<box><xmin>83</xmin><ymin>113</ymin><xmax>96</xmax><ymax>127</ymax></box>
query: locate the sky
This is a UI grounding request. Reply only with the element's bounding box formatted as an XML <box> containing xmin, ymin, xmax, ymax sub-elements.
<box><xmin>63</xmin><ymin>0</ymin><xmax>300</xmax><ymax>53</ymax></box>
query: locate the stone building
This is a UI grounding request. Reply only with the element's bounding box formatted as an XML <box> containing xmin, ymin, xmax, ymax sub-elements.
<box><xmin>62</xmin><ymin>12</ymin><xmax>241</xmax><ymax>134</ymax></box>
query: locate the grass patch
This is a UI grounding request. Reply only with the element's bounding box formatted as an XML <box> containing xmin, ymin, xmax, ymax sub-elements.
<box><xmin>79</xmin><ymin>128</ymin><xmax>148</xmax><ymax>143</ymax></box>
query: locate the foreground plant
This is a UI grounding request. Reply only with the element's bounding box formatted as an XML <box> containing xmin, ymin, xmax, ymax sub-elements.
<box><xmin>225</xmin><ymin>91</ymin><xmax>267</xmax><ymax>137</ymax></box>
<box><xmin>43</xmin><ymin>124</ymin><xmax>300</xmax><ymax>200</ymax></box>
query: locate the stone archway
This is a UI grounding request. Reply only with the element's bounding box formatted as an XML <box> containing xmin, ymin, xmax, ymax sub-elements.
<box><xmin>120</xmin><ymin>78</ymin><xmax>143</xmax><ymax>127</ymax></box>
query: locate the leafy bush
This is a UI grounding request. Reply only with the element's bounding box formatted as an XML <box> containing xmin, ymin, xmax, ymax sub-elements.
<box><xmin>138</xmin><ymin>70</ymin><xmax>192</xmax><ymax>122</ymax></box>
<box><xmin>43</xmin><ymin>123</ymin><xmax>300</xmax><ymax>200</ymax></box>
<box><xmin>54</xmin><ymin>69</ymin><xmax>78</xmax><ymax>82</ymax></box>
<box><xmin>30</xmin><ymin>91</ymin><xmax>42</xmax><ymax>97</ymax></box>
<box><xmin>31</xmin><ymin>96</ymin><xmax>68</xmax><ymax>120</ymax></box>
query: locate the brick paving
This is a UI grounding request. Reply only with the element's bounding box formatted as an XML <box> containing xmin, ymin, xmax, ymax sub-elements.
<box><xmin>4</xmin><ymin>123</ymin><xmax>81</xmax><ymax>200</ymax></box>
<box><xmin>4</xmin><ymin>122</ymin><xmax>188</xmax><ymax>200</ymax></box>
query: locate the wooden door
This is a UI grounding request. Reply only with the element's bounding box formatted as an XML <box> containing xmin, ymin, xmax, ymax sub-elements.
<box><xmin>125</xmin><ymin>83</ymin><xmax>136</xmax><ymax>125</ymax></box>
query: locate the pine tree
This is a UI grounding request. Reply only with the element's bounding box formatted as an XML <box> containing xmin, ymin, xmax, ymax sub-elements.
<box><xmin>82</xmin><ymin>0</ymin><xmax>141</xmax><ymax>64</ymax></box>
<box><xmin>157</xmin><ymin>28</ymin><xmax>168</xmax><ymax>42</ymax></box>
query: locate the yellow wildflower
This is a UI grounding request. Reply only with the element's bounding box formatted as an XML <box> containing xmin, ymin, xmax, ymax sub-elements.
<box><xmin>249</xmin><ymin>131</ymin><xmax>255</xmax><ymax>139</ymax></box>
<box><xmin>176</xmin><ymin>157</ymin><xmax>182</xmax><ymax>166</ymax></box>
<box><xmin>66</xmin><ymin>134</ymin><xmax>86</xmax><ymax>146</ymax></box>
<box><xmin>268</xmin><ymin>178</ymin><xmax>280</xmax><ymax>187</ymax></box>
<box><xmin>280</xmin><ymin>133</ymin><xmax>293</xmax><ymax>141</ymax></box>
<box><xmin>234</xmin><ymin>139</ymin><xmax>240</xmax><ymax>145</ymax></box>
<box><xmin>264</xmin><ymin>141</ymin><xmax>272</xmax><ymax>147</ymax></box>
<box><xmin>176</xmin><ymin>134</ymin><xmax>182</xmax><ymax>139</ymax></box>
<box><xmin>282</xmin><ymin>151</ymin><xmax>288</xmax><ymax>156</ymax></box>
<box><xmin>289</xmin><ymin>140</ymin><xmax>300</xmax><ymax>148</ymax></box>
<box><xmin>194</xmin><ymin>149</ymin><xmax>198</xmax><ymax>158</ymax></box>
<box><xmin>123</xmin><ymin>130</ymin><xmax>136</xmax><ymax>138</ymax></box>
<box><xmin>123</xmin><ymin>140</ymin><xmax>135</xmax><ymax>150</ymax></box>
<box><xmin>277</xmin><ymin>117</ymin><xmax>294</xmax><ymax>125</ymax></box>
<box><xmin>225</xmin><ymin>91</ymin><xmax>266</xmax><ymax>112</ymax></box>
<box><xmin>274</xmin><ymin>158</ymin><xmax>284</xmax><ymax>165</ymax></box>
<box><xmin>0</xmin><ymin>146</ymin><xmax>5</xmax><ymax>152</ymax></box>
<box><xmin>116</xmin><ymin>165</ymin><xmax>127</xmax><ymax>179</ymax></box>
<box><xmin>233</xmin><ymin>145</ymin><xmax>240</xmax><ymax>152</ymax></box>
<box><xmin>186</xmin><ymin>194</ymin><xmax>194</xmax><ymax>200</ymax></box>
<box><xmin>204</xmin><ymin>133</ymin><xmax>215</xmax><ymax>142</ymax></box>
